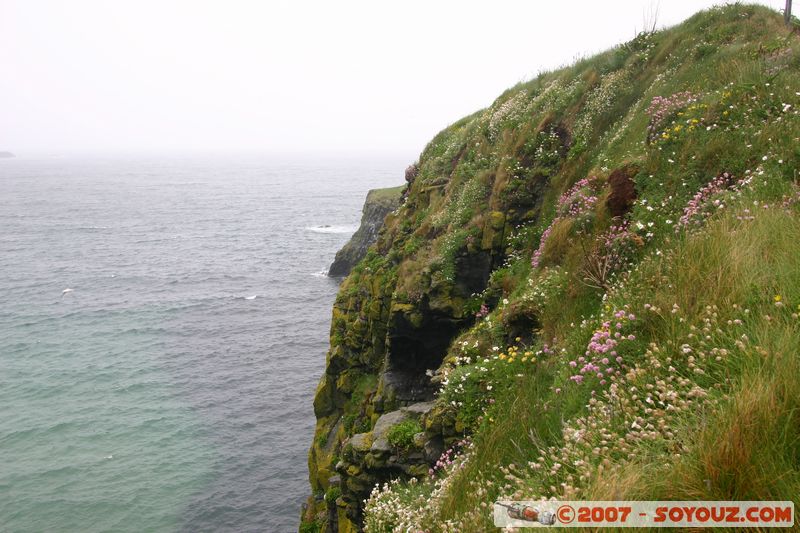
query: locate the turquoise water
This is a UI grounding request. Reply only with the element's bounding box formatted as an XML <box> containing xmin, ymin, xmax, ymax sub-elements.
<box><xmin>0</xmin><ymin>155</ymin><xmax>402</xmax><ymax>532</ymax></box>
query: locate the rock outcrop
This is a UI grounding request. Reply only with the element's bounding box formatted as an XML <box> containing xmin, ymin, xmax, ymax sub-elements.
<box><xmin>302</xmin><ymin>112</ymin><xmax>570</xmax><ymax>531</ymax></box>
<box><xmin>328</xmin><ymin>186</ymin><xmax>403</xmax><ymax>277</ymax></box>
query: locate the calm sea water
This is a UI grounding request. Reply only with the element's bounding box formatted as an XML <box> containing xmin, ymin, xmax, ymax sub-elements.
<box><xmin>0</xmin><ymin>155</ymin><xmax>402</xmax><ymax>532</ymax></box>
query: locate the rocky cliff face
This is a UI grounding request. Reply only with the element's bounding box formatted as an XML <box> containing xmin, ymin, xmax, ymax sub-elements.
<box><xmin>303</xmin><ymin>6</ymin><xmax>800</xmax><ymax>532</ymax></box>
<box><xmin>302</xmin><ymin>115</ymin><xmax>568</xmax><ymax>531</ymax></box>
<box><xmin>328</xmin><ymin>187</ymin><xmax>403</xmax><ymax>277</ymax></box>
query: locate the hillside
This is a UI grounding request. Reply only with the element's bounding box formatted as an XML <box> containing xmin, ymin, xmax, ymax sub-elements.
<box><xmin>301</xmin><ymin>5</ymin><xmax>800</xmax><ymax>532</ymax></box>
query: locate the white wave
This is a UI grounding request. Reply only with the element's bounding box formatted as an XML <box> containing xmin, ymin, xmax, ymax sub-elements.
<box><xmin>232</xmin><ymin>294</ymin><xmax>258</xmax><ymax>300</ymax></box>
<box><xmin>304</xmin><ymin>224</ymin><xmax>357</xmax><ymax>234</ymax></box>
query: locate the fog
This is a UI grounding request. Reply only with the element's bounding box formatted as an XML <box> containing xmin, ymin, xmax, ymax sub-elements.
<box><xmin>0</xmin><ymin>0</ymin><xmax>785</xmax><ymax>159</ymax></box>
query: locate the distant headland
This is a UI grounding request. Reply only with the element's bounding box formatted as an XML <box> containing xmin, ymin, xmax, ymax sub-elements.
<box><xmin>0</xmin><ymin>151</ymin><xmax>15</xmax><ymax>158</ymax></box>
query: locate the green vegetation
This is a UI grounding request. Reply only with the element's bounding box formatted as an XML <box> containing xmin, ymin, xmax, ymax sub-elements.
<box><xmin>386</xmin><ymin>420</ymin><xmax>423</xmax><ymax>449</ymax></box>
<box><xmin>325</xmin><ymin>486</ymin><xmax>342</xmax><ymax>504</ymax></box>
<box><xmin>349</xmin><ymin>4</ymin><xmax>800</xmax><ymax>532</ymax></box>
<box><xmin>299</xmin><ymin>520</ymin><xmax>321</xmax><ymax>533</ymax></box>
<box><xmin>368</xmin><ymin>185</ymin><xmax>406</xmax><ymax>203</ymax></box>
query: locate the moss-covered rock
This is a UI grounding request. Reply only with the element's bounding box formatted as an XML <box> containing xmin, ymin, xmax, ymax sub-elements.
<box><xmin>328</xmin><ymin>187</ymin><xmax>403</xmax><ymax>277</ymax></box>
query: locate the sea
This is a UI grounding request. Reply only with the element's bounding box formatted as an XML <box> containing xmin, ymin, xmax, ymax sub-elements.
<box><xmin>0</xmin><ymin>154</ymin><xmax>404</xmax><ymax>532</ymax></box>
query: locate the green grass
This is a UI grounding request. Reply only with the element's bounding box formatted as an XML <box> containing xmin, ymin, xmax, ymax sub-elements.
<box><xmin>355</xmin><ymin>4</ymin><xmax>800</xmax><ymax>532</ymax></box>
<box><xmin>366</xmin><ymin>185</ymin><xmax>405</xmax><ymax>204</ymax></box>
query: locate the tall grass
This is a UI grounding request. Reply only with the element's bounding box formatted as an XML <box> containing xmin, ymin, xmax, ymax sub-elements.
<box><xmin>357</xmin><ymin>4</ymin><xmax>800</xmax><ymax>531</ymax></box>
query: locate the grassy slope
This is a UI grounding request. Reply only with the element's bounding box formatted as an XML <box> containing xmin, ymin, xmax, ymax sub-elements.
<box><xmin>360</xmin><ymin>4</ymin><xmax>800</xmax><ymax>532</ymax></box>
<box><xmin>366</xmin><ymin>186</ymin><xmax>405</xmax><ymax>204</ymax></box>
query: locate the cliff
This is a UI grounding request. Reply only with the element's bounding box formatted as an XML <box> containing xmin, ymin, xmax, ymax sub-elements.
<box><xmin>302</xmin><ymin>5</ymin><xmax>800</xmax><ymax>532</ymax></box>
<box><xmin>328</xmin><ymin>186</ymin><xmax>404</xmax><ymax>277</ymax></box>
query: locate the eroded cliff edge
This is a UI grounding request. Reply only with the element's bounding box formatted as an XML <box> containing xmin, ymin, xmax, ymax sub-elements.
<box><xmin>328</xmin><ymin>186</ymin><xmax>404</xmax><ymax>277</ymax></box>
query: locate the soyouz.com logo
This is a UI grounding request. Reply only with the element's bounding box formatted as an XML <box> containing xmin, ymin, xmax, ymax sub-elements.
<box><xmin>493</xmin><ymin>501</ymin><xmax>794</xmax><ymax>528</ymax></box>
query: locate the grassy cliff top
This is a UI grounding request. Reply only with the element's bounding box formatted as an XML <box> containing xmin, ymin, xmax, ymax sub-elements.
<box><xmin>365</xmin><ymin>185</ymin><xmax>404</xmax><ymax>205</ymax></box>
<box><xmin>304</xmin><ymin>4</ymin><xmax>800</xmax><ymax>532</ymax></box>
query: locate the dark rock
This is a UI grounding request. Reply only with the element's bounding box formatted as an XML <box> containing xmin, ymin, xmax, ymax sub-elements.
<box><xmin>607</xmin><ymin>164</ymin><xmax>639</xmax><ymax>218</ymax></box>
<box><xmin>387</xmin><ymin>307</ymin><xmax>462</xmax><ymax>375</ymax></box>
<box><xmin>502</xmin><ymin>299</ymin><xmax>541</xmax><ymax>346</ymax></box>
<box><xmin>405</xmin><ymin>163</ymin><xmax>419</xmax><ymax>183</ymax></box>
<box><xmin>328</xmin><ymin>186</ymin><xmax>403</xmax><ymax>277</ymax></box>
<box><xmin>424</xmin><ymin>435</ymin><xmax>445</xmax><ymax>463</ymax></box>
<box><xmin>377</xmin><ymin>369</ymin><xmax>437</xmax><ymax>406</ymax></box>
<box><xmin>453</xmin><ymin>250</ymin><xmax>493</xmax><ymax>296</ymax></box>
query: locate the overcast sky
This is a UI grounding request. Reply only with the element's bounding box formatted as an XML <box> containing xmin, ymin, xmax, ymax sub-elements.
<box><xmin>0</xmin><ymin>0</ymin><xmax>786</xmax><ymax>158</ymax></box>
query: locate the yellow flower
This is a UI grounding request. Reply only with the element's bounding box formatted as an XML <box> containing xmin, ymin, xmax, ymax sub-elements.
<box><xmin>774</xmin><ymin>295</ymin><xmax>782</xmax><ymax>302</ymax></box>
<box><xmin>515</xmin><ymin>336</ymin><xmax>521</xmax><ymax>342</ymax></box>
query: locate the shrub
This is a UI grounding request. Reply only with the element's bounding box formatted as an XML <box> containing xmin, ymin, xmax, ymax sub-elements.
<box><xmin>299</xmin><ymin>520</ymin><xmax>321</xmax><ymax>533</ymax></box>
<box><xmin>325</xmin><ymin>486</ymin><xmax>341</xmax><ymax>504</ymax></box>
<box><xmin>386</xmin><ymin>420</ymin><xmax>423</xmax><ymax>449</ymax></box>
